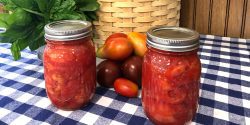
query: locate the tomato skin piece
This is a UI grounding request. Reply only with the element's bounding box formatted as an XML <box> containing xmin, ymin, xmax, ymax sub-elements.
<box><xmin>114</xmin><ymin>78</ymin><xmax>138</xmax><ymax>98</ymax></box>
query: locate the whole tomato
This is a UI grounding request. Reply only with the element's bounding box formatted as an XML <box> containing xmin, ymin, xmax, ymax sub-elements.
<box><xmin>97</xmin><ymin>37</ymin><xmax>133</xmax><ymax>61</ymax></box>
<box><xmin>105</xmin><ymin>33</ymin><xmax>127</xmax><ymax>43</ymax></box>
<box><xmin>97</xmin><ymin>60</ymin><xmax>121</xmax><ymax>88</ymax></box>
<box><xmin>114</xmin><ymin>78</ymin><xmax>138</xmax><ymax>98</ymax></box>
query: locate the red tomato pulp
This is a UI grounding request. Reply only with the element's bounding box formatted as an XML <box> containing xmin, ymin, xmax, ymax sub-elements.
<box><xmin>142</xmin><ymin>47</ymin><xmax>201</xmax><ymax>125</ymax></box>
<box><xmin>44</xmin><ymin>38</ymin><xmax>96</xmax><ymax>110</ymax></box>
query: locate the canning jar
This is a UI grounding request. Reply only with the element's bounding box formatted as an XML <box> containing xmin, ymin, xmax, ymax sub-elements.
<box><xmin>142</xmin><ymin>26</ymin><xmax>201</xmax><ymax>125</ymax></box>
<box><xmin>43</xmin><ymin>20</ymin><xmax>96</xmax><ymax>110</ymax></box>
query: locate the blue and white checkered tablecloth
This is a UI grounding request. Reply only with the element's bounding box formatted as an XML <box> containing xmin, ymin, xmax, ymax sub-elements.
<box><xmin>0</xmin><ymin>35</ymin><xmax>249</xmax><ymax>125</ymax></box>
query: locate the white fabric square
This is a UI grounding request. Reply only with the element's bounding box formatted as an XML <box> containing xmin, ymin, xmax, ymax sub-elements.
<box><xmin>80</xmin><ymin>112</ymin><xmax>99</xmax><ymax>125</ymax></box>
<box><xmin>203</xmin><ymin>45</ymin><xmax>212</xmax><ymax>50</ymax></box>
<box><xmin>16</xmin><ymin>93</ymin><xmax>34</xmax><ymax>103</ymax></box>
<box><xmin>120</xmin><ymin>103</ymin><xmax>138</xmax><ymax>115</ymax></box>
<box><xmin>215</xmin><ymin>81</ymin><xmax>228</xmax><ymax>89</ymax></box>
<box><xmin>0</xmin><ymin>87</ymin><xmax>16</xmax><ymax>96</ymax></box>
<box><xmin>110</xmin><ymin>120</ymin><xmax>126</xmax><ymax>125</ymax></box>
<box><xmin>0</xmin><ymin>70</ymin><xmax>19</xmax><ymax>80</ymax></box>
<box><xmin>239</xmin><ymin>44</ymin><xmax>247</xmax><ymax>49</ymax></box>
<box><xmin>0</xmin><ymin>108</ymin><xmax>11</xmax><ymax>119</ymax></box>
<box><xmin>217</xmin><ymin>71</ymin><xmax>230</xmax><ymax>78</ymax></box>
<box><xmin>238</xmin><ymin>39</ymin><xmax>246</xmax><ymax>43</ymax></box>
<box><xmin>201</xmin><ymin>67</ymin><xmax>207</xmax><ymax>74</ymax></box>
<box><xmin>241</xmin><ymin>86</ymin><xmax>250</xmax><ymax>94</ymax></box>
<box><xmin>10</xmin><ymin>115</ymin><xmax>32</xmax><ymax>125</ymax></box>
<box><xmin>219</xmin><ymin>62</ymin><xmax>230</xmax><ymax>68</ymax></box>
<box><xmin>201</xmin><ymin>59</ymin><xmax>209</xmax><ymax>65</ymax></box>
<box><xmin>222</xmin><ymin>37</ymin><xmax>231</xmax><ymax>41</ymax></box>
<box><xmin>245</xmin><ymin>117</ymin><xmax>250</xmax><ymax>125</ymax></box>
<box><xmin>19</xmin><ymin>76</ymin><xmax>37</xmax><ymax>84</ymax></box>
<box><xmin>205</xmin><ymin>40</ymin><xmax>213</xmax><ymax>45</ymax></box>
<box><xmin>56</xmin><ymin>109</ymin><xmax>73</xmax><ymax>117</ymax></box>
<box><xmin>241</xmin><ymin>65</ymin><xmax>250</xmax><ymax>72</ymax></box>
<box><xmin>37</xmin><ymin>81</ymin><xmax>45</xmax><ymax>89</ymax></box>
<box><xmin>40</xmin><ymin>122</ymin><xmax>51</xmax><ymax>125</ymax></box>
<box><xmin>8</xmin><ymin>61</ymin><xmax>22</xmax><ymax>67</ymax></box>
<box><xmin>242</xmin><ymin>99</ymin><xmax>250</xmax><ymax>109</ymax></box>
<box><xmin>96</xmin><ymin>96</ymin><xmax>113</xmax><ymax>107</ymax></box>
<box><xmin>34</xmin><ymin>98</ymin><xmax>51</xmax><ymax>108</ymax></box>
<box><xmin>214</xmin><ymin>93</ymin><xmax>228</xmax><ymax>104</ymax></box>
<box><xmin>239</xmin><ymin>50</ymin><xmax>249</xmax><ymax>55</ymax></box>
<box><xmin>220</xmin><ymin>55</ymin><xmax>230</xmax><ymax>60</ymax></box>
<box><xmin>207</xmin><ymin>35</ymin><xmax>215</xmax><ymax>39</ymax></box>
<box><xmin>240</xmin><ymin>57</ymin><xmax>249</xmax><ymax>63</ymax></box>
<box><xmin>221</xmin><ymin>47</ymin><xmax>230</xmax><ymax>52</ymax></box>
<box><xmin>221</xmin><ymin>42</ymin><xmax>230</xmax><ymax>47</ymax></box>
<box><xmin>213</xmin><ymin>109</ymin><xmax>229</xmax><ymax>121</ymax></box>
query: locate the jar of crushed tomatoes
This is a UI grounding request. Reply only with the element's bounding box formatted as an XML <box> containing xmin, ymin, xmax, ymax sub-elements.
<box><xmin>44</xmin><ymin>20</ymin><xmax>96</xmax><ymax>110</ymax></box>
<box><xmin>142</xmin><ymin>26</ymin><xmax>201</xmax><ymax>125</ymax></box>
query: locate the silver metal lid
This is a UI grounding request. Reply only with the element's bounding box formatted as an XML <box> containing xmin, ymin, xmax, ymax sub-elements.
<box><xmin>147</xmin><ymin>26</ymin><xmax>200</xmax><ymax>52</ymax></box>
<box><xmin>44</xmin><ymin>20</ymin><xmax>92</xmax><ymax>41</ymax></box>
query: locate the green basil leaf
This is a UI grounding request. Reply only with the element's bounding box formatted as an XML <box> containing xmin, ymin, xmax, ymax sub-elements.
<box><xmin>11</xmin><ymin>38</ymin><xmax>29</xmax><ymax>60</ymax></box>
<box><xmin>0</xmin><ymin>0</ymin><xmax>9</xmax><ymax>5</ymax></box>
<box><xmin>51</xmin><ymin>11</ymin><xmax>82</xmax><ymax>20</ymax></box>
<box><xmin>7</xmin><ymin>8</ymin><xmax>32</xmax><ymax>26</ymax></box>
<box><xmin>10</xmin><ymin>0</ymin><xmax>36</xmax><ymax>10</ymax></box>
<box><xmin>51</xmin><ymin>0</ymin><xmax>76</xmax><ymax>13</ymax></box>
<box><xmin>28</xmin><ymin>23</ymin><xmax>45</xmax><ymax>50</ymax></box>
<box><xmin>35</xmin><ymin>0</ymin><xmax>49</xmax><ymax>12</ymax></box>
<box><xmin>0</xmin><ymin>13</ymin><xmax>9</xmax><ymax>28</ymax></box>
<box><xmin>2</xmin><ymin>23</ymin><xmax>34</xmax><ymax>40</ymax></box>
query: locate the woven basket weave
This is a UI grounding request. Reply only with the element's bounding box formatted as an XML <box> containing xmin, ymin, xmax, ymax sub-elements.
<box><xmin>93</xmin><ymin>0</ymin><xmax>181</xmax><ymax>48</ymax></box>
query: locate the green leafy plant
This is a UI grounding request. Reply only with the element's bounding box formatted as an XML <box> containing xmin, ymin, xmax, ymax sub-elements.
<box><xmin>0</xmin><ymin>0</ymin><xmax>99</xmax><ymax>60</ymax></box>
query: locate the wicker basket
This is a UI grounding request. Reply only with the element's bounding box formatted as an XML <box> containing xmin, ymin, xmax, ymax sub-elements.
<box><xmin>93</xmin><ymin>0</ymin><xmax>181</xmax><ymax>48</ymax></box>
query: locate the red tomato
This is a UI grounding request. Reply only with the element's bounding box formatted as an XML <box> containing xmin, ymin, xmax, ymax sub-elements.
<box><xmin>114</xmin><ymin>78</ymin><xmax>138</xmax><ymax>97</ymax></box>
<box><xmin>105</xmin><ymin>37</ymin><xmax>133</xmax><ymax>60</ymax></box>
<box><xmin>105</xmin><ymin>33</ymin><xmax>127</xmax><ymax>44</ymax></box>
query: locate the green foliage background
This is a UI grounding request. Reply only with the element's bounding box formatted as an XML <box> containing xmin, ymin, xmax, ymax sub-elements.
<box><xmin>0</xmin><ymin>0</ymin><xmax>99</xmax><ymax>60</ymax></box>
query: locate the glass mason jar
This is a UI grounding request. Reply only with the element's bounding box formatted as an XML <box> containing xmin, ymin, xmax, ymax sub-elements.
<box><xmin>142</xmin><ymin>26</ymin><xmax>201</xmax><ymax>125</ymax></box>
<box><xmin>43</xmin><ymin>20</ymin><xmax>96</xmax><ymax>110</ymax></box>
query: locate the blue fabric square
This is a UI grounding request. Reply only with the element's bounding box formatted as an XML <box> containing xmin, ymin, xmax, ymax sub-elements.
<box><xmin>0</xmin><ymin>120</ymin><xmax>8</xmax><ymax>125</ymax></box>
<box><xmin>228</xmin><ymin>89</ymin><xmax>242</xmax><ymax>98</ymax></box>
<box><xmin>115</xmin><ymin>95</ymin><xmax>129</xmax><ymax>102</ymax></box>
<box><xmin>199</xmin><ymin>98</ymin><xmax>215</xmax><ymax>108</ymax></box>
<box><xmin>19</xmin><ymin>85</ymin><xmax>34</xmax><ymax>92</ymax></box>
<box><xmin>2</xmin><ymin>80</ymin><xmax>16</xmax><ymax>87</ymax></box>
<box><xmin>195</xmin><ymin>113</ymin><xmax>214</xmax><ymax>125</ymax></box>
<box><xmin>60</xmin><ymin>118</ymin><xmax>78</xmax><ymax>125</ymax></box>
<box><xmin>14</xmin><ymin>104</ymin><xmax>32</xmax><ymax>114</ymax></box>
<box><xmin>34</xmin><ymin>109</ymin><xmax>54</xmax><ymax>121</ymax></box>
<box><xmin>128</xmin><ymin>115</ymin><xmax>147</xmax><ymax>125</ymax></box>
<box><xmin>228</xmin><ymin>104</ymin><xmax>245</xmax><ymax>116</ymax></box>
<box><xmin>22</xmin><ymin>70</ymin><xmax>37</xmax><ymax>76</ymax></box>
<box><xmin>6</xmin><ymin>67</ymin><xmax>20</xmax><ymax>72</ymax></box>
<box><xmin>36</xmin><ymin>89</ymin><xmax>47</xmax><ymax>97</ymax></box>
<box><xmin>101</xmin><ymin>108</ymin><xmax>119</xmax><ymax>119</ymax></box>
<box><xmin>0</xmin><ymin>97</ymin><xmax>14</xmax><ymax>107</ymax></box>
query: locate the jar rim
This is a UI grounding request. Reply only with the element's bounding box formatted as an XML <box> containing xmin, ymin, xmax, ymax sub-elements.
<box><xmin>44</xmin><ymin>20</ymin><xmax>92</xmax><ymax>41</ymax></box>
<box><xmin>146</xmin><ymin>26</ymin><xmax>200</xmax><ymax>52</ymax></box>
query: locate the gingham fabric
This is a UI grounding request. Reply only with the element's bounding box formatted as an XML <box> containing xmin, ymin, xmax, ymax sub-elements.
<box><xmin>0</xmin><ymin>35</ymin><xmax>249</xmax><ymax>125</ymax></box>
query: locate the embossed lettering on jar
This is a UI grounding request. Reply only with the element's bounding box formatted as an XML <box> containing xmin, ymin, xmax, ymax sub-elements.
<box><xmin>43</xmin><ymin>20</ymin><xmax>96</xmax><ymax>110</ymax></box>
<box><xmin>142</xmin><ymin>26</ymin><xmax>201</xmax><ymax>125</ymax></box>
